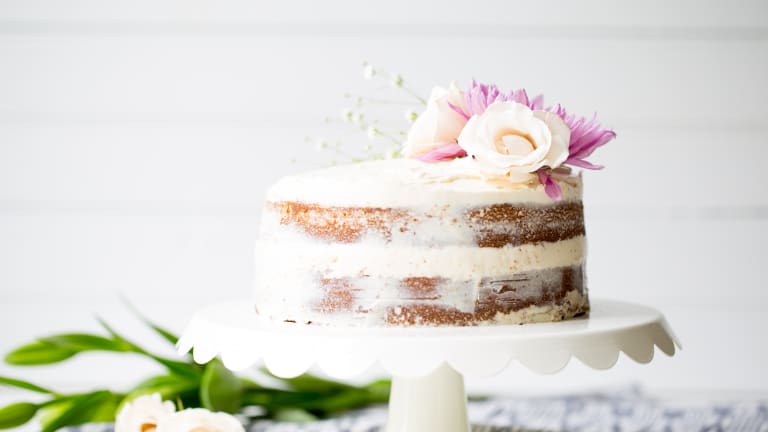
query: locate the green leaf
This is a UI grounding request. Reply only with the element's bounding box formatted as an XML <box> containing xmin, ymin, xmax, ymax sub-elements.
<box><xmin>0</xmin><ymin>402</ymin><xmax>39</xmax><ymax>429</ymax></box>
<box><xmin>241</xmin><ymin>388</ymin><xmax>323</xmax><ymax>409</ymax></box>
<box><xmin>271</xmin><ymin>408</ymin><xmax>318</xmax><ymax>423</ymax></box>
<box><xmin>269</xmin><ymin>371</ymin><xmax>356</xmax><ymax>394</ymax></box>
<box><xmin>147</xmin><ymin>356</ymin><xmax>201</xmax><ymax>380</ymax></box>
<box><xmin>200</xmin><ymin>360</ymin><xmax>243</xmax><ymax>413</ymax></box>
<box><xmin>118</xmin><ymin>374</ymin><xmax>199</xmax><ymax>412</ymax></box>
<box><xmin>121</xmin><ymin>296</ymin><xmax>180</xmax><ymax>346</ymax></box>
<box><xmin>301</xmin><ymin>388</ymin><xmax>376</xmax><ymax>414</ymax></box>
<box><xmin>86</xmin><ymin>392</ymin><xmax>123</xmax><ymax>423</ymax></box>
<box><xmin>0</xmin><ymin>376</ymin><xmax>56</xmax><ymax>395</ymax></box>
<box><xmin>95</xmin><ymin>318</ymin><xmax>144</xmax><ymax>353</ymax></box>
<box><xmin>40</xmin><ymin>333</ymin><xmax>131</xmax><ymax>353</ymax></box>
<box><xmin>39</xmin><ymin>391</ymin><xmax>112</xmax><ymax>432</ymax></box>
<box><xmin>97</xmin><ymin>318</ymin><xmax>201</xmax><ymax>379</ymax></box>
<box><xmin>4</xmin><ymin>342</ymin><xmax>77</xmax><ymax>365</ymax></box>
<box><xmin>363</xmin><ymin>379</ymin><xmax>391</xmax><ymax>403</ymax></box>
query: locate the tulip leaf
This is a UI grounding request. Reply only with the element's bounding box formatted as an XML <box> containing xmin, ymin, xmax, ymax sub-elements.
<box><xmin>96</xmin><ymin>318</ymin><xmax>200</xmax><ymax>379</ymax></box>
<box><xmin>271</xmin><ymin>408</ymin><xmax>318</xmax><ymax>423</ymax></box>
<box><xmin>40</xmin><ymin>333</ymin><xmax>131</xmax><ymax>353</ymax></box>
<box><xmin>117</xmin><ymin>374</ymin><xmax>199</xmax><ymax>414</ymax></box>
<box><xmin>122</xmin><ymin>296</ymin><xmax>180</xmax><ymax>346</ymax></box>
<box><xmin>0</xmin><ymin>376</ymin><xmax>56</xmax><ymax>395</ymax></box>
<box><xmin>4</xmin><ymin>342</ymin><xmax>77</xmax><ymax>366</ymax></box>
<box><xmin>200</xmin><ymin>360</ymin><xmax>242</xmax><ymax>414</ymax></box>
<box><xmin>0</xmin><ymin>402</ymin><xmax>39</xmax><ymax>429</ymax></box>
<box><xmin>277</xmin><ymin>373</ymin><xmax>356</xmax><ymax>394</ymax></box>
<box><xmin>39</xmin><ymin>391</ymin><xmax>112</xmax><ymax>432</ymax></box>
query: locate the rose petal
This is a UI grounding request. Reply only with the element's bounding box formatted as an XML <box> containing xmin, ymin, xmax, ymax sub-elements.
<box><xmin>416</xmin><ymin>142</ymin><xmax>468</xmax><ymax>162</ymax></box>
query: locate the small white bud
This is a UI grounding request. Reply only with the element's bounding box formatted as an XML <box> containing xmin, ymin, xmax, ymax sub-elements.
<box><xmin>405</xmin><ymin>109</ymin><xmax>419</xmax><ymax>123</ymax></box>
<box><xmin>366</xmin><ymin>126</ymin><xmax>379</xmax><ymax>140</ymax></box>
<box><xmin>390</xmin><ymin>74</ymin><xmax>404</xmax><ymax>88</ymax></box>
<box><xmin>363</xmin><ymin>64</ymin><xmax>376</xmax><ymax>80</ymax></box>
<box><xmin>315</xmin><ymin>140</ymin><xmax>329</xmax><ymax>151</ymax></box>
<box><xmin>352</xmin><ymin>113</ymin><xmax>364</xmax><ymax>126</ymax></box>
<box><xmin>340</xmin><ymin>108</ymin><xmax>354</xmax><ymax>123</ymax></box>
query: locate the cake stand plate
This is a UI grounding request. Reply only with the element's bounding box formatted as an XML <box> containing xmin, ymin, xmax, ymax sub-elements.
<box><xmin>178</xmin><ymin>299</ymin><xmax>680</xmax><ymax>432</ymax></box>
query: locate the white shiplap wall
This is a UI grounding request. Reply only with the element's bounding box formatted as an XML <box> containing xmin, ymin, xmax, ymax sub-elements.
<box><xmin>1</xmin><ymin>0</ymin><xmax>767</xmax><ymax>394</ymax></box>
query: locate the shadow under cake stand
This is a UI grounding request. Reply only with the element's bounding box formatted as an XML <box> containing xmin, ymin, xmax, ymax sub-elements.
<box><xmin>177</xmin><ymin>299</ymin><xmax>680</xmax><ymax>432</ymax></box>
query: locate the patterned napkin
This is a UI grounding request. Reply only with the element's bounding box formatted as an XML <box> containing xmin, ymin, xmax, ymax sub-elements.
<box><xmin>69</xmin><ymin>387</ymin><xmax>768</xmax><ymax>432</ymax></box>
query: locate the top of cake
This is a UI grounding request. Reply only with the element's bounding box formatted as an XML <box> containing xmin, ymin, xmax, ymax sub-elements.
<box><xmin>282</xmin><ymin>79</ymin><xmax>615</xmax><ymax>206</ymax></box>
<box><xmin>267</xmin><ymin>158</ymin><xmax>583</xmax><ymax>207</ymax></box>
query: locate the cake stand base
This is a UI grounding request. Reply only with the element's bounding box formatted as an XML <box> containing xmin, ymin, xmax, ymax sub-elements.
<box><xmin>178</xmin><ymin>299</ymin><xmax>680</xmax><ymax>432</ymax></box>
<box><xmin>387</xmin><ymin>363</ymin><xmax>469</xmax><ymax>432</ymax></box>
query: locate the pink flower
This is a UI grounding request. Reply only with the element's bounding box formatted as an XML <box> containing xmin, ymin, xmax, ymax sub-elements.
<box><xmin>456</xmin><ymin>79</ymin><xmax>544</xmax><ymax>118</ymax></box>
<box><xmin>415</xmin><ymin>142</ymin><xmax>467</xmax><ymax>162</ymax></box>
<box><xmin>403</xmin><ymin>82</ymin><xmax>469</xmax><ymax>160</ymax></box>
<box><xmin>548</xmin><ymin>104</ymin><xmax>616</xmax><ymax>170</ymax></box>
<box><xmin>402</xmin><ymin>79</ymin><xmax>616</xmax><ymax>201</ymax></box>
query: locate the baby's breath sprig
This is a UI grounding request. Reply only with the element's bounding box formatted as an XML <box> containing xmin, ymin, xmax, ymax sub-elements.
<box><xmin>309</xmin><ymin>62</ymin><xmax>426</xmax><ymax>165</ymax></box>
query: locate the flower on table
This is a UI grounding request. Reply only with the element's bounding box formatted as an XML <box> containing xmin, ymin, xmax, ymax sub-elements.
<box><xmin>115</xmin><ymin>393</ymin><xmax>175</xmax><ymax>432</ymax></box>
<box><xmin>115</xmin><ymin>393</ymin><xmax>244</xmax><ymax>432</ymax></box>
<box><xmin>403</xmin><ymin>79</ymin><xmax>616</xmax><ymax>200</ymax></box>
<box><xmin>156</xmin><ymin>408</ymin><xmax>245</xmax><ymax>432</ymax></box>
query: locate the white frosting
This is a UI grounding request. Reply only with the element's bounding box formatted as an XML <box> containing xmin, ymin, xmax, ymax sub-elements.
<box><xmin>256</xmin><ymin>236</ymin><xmax>585</xmax><ymax>280</ymax></box>
<box><xmin>255</xmin><ymin>158</ymin><xmax>587</xmax><ymax>326</ymax></box>
<box><xmin>266</xmin><ymin>158</ymin><xmax>582</xmax><ymax>207</ymax></box>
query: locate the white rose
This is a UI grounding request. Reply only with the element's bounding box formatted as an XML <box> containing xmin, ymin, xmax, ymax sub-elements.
<box><xmin>156</xmin><ymin>408</ymin><xmax>245</xmax><ymax>432</ymax></box>
<box><xmin>115</xmin><ymin>393</ymin><xmax>176</xmax><ymax>432</ymax></box>
<box><xmin>457</xmin><ymin>101</ymin><xmax>570</xmax><ymax>181</ymax></box>
<box><xmin>403</xmin><ymin>81</ymin><xmax>468</xmax><ymax>157</ymax></box>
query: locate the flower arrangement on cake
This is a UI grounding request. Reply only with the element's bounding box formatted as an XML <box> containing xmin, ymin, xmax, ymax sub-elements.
<box><xmin>313</xmin><ymin>63</ymin><xmax>616</xmax><ymax>201</ymax></box>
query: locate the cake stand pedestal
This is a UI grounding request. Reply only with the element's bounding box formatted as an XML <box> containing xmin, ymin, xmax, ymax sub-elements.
<box><xmin>177</xmin><ymin>299</ymin><xmax>680</xmax><ymax>432</ymax></box>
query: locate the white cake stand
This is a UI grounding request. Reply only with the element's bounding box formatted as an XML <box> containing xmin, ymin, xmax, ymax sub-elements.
<box><xmin>177</xmin><ymin>299</ymin><xmax>680</xmax><ymax>432</ymax></box>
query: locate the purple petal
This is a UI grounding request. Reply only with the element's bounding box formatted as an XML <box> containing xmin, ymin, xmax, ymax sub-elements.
<box><xmin>464</xmin><ymin>80</ymin><xmax>544</xmax><ymax>116</ymax></box>
<box><xmin>565</xmin><ymin>158</ymin><xmax>604</xmax><ymax>170</ymax></box>
<box><xmin>416</xmin><ymin>143</ymin><xmax>468</xmax><ymax>162</ymax></box>
<box><xmin>447</xmin><ymin>101</ymin><xmax>470</xmax><ymax>121</ymax></box>
<box><xmin>537</xmin><ymin>170</ymin><xmax>563</xmax><ymax>201</ymax></box>
<box><xmin>548</xmin><ymin>104</ymin><xmax>616</xmax><ymax>164</ymax></box>
<box><xmin>530</xmin><ymin>94</ymin><xmax>544</xmax><ymax>110</ymax></box>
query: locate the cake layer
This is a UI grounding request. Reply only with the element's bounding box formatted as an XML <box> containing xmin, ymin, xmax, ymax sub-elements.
<box><xmin>256</xmin><ymin>236</ymin><xmax>585</xmax><ymax>279</ymax></box>
<box><xmin>255</xmin><ymin>159</ymin><xmax>590</xmax><ymax>327</ymax></box>
<box><xmin>260</xmin><ymin>201</ymin><xmax>585</xmax><ymax>248</ymax></box>
<box><xmin>254</xmin><ymin>265</ymin><xmax>588</xmax><ymax>326</ymax></box>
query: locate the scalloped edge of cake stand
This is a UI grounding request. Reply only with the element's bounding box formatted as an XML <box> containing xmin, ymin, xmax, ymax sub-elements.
<box><xmin>177</xmin><ymin>298</ymin><xmax>681</xmax><ymax>378</ymax></box>
<box><xmin>177</xmin><ymin>299</ymin><xmax>680</xmax><ymax>432</ymax></box>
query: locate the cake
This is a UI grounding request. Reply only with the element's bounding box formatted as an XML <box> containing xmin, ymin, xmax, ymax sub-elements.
<box><xmin>254</xmin><ymin>79</ymin><xmax>615</xmax><ymax>327</ymax></box>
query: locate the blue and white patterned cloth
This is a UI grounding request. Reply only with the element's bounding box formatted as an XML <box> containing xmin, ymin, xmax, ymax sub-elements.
<box><xmin>70</xmin><ymin>387</ymin><xmax>768</xmax><ymax>432</ymax></box>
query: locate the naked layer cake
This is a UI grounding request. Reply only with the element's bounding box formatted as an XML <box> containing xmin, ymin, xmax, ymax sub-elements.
<box><xmin>254</xmin><ymin>79</ymin><xmax>615</xmax><ymax>326</ymax></box>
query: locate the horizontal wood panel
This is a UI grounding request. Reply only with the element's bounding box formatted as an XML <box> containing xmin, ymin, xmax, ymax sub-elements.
<box><xmin>1</xmin><ymin>124</ymin><xmax>766</xmax><ymax>207</ymax></box>
<box><xmin>0</xmin><ymin>37</ymin><xmax>765</xmax><ymax>127</ymax></box>
<box><xmin>0</xmin><ymin>0</ymin><xmax>766</xmax><ymax>29</ymax></box>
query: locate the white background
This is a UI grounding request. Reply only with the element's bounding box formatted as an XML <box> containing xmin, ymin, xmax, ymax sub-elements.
<box><xmin>0</xmin><ymin>0</ymin><xmax>767</xmax><ymax>397</ymax></box>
